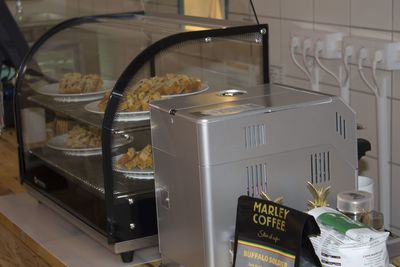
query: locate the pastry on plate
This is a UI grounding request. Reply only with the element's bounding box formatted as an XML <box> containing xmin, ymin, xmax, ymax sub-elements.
<box><xmin>116</xmin><ymin>144</ymin><xmax>153</xmax><ymax>170</ymax></box>
<box><xmin>65</xmin><ymin>125</ymin><xmax>101</xmax><ymax>149</ymax></box>
<box><xmin>97</xmin><ymin>74</ymin><xmax>201</xmax><ymax>112</ymax></box>
<box><xmin>59</xmin><ymin>73</ymin><xmax>104</xmax><ymax>94</ymax></box>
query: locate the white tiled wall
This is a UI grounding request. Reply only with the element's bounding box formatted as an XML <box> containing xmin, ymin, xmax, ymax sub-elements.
<box><xmin>228</xmin><ymin>0</ymin><xmax>400</xmax><ymax>232</ymax></box>
<box><xmin>351</xmin><ymin>0</ymin><xmax>393</xmax><ymax>30</ymax></box>
<box><xmin>281</xmin><ymin>0</ymin><xmax>313</xmax><ymax>21</ymax></box>
<box><xmin>315</xmin><ymin>0</ymin><xmax>350</xmax><ymax>25</ymax></box>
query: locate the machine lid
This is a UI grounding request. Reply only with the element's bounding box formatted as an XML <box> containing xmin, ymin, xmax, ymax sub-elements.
<box><xmin>150</xmin><ymin>84</ymin><xmax>334</xmax><ymax>122</ymax></box>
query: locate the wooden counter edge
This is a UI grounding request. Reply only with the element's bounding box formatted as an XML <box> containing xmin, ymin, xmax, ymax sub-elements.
<box><xmin>0</xmin><ymin>212</ymin><xmax>66</xmax><ymax>267</ymax></box>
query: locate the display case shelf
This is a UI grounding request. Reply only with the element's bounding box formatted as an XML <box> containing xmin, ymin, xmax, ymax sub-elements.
<box><xmin>27</xmin><ymin>95</ymin><xmax>150</xmax><ymax>132</ymax></box>
<box><xmin>30</xmin><ymin>148</ymin><xmax>154</xmax><ymax>199</ymax></box>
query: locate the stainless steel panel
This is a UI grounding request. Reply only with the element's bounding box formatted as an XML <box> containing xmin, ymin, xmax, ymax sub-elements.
<box><xmin>151</xmin><ymin>84</ymin><xmax>358</xmax><ymax>267</ymax></box>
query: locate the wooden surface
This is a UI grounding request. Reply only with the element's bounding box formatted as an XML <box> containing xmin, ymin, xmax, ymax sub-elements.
<box><xmin>0</xmin><ymin>130</ymin><xmax>26</xmax><ymax>195</ymax></box>
<box><xmin>0</xmin><ymin>212</ymin><xmax>62</xmax><ymax>267</ymax></box>
<box><xmin>0</xmin><ymin>130</ymin><xmax>160</xmax><ymax>266</ymax></box>
<box><xmin>0</xmin><ymin>130</ymin><xmax>59</xmax><ymax>267</ymax></box>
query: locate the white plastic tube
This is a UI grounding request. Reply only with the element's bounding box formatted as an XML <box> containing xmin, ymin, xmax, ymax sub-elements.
<box><xmin>289</xmin><ymin>37</ymin><xmax>319</xmax><ymax>91</ymax></box>
<box><xmin>356</xmin><ymin>48</ymin><xmax>391</xmax><ymax>229</ymax></box>
<box><xmin>377</xmin><ymin>80</ymin><xmax>391</xmax><ymax>229</ymax></box>
<box><xmin>303</xmin><ymin>39</ymin><xmax>320</xmax><ymax>91</ymax></box>
<box><xmin>315</xmin><ymin>41</ymin><xmax>341</xmax><ymax>87</ymax></box>
<box><xmin>290</xmin><ymin>37</ymin><xmax>312</xmax><ymax>81</ymax></box>
<box><xmin>341</xmin><ymin>46</ymin><xmax>353</xmax><ymax>105</ymax></box>
<box><xmin>372</xmin><ymin>50</ymin><xmax>391</xmax><ymax>230</ymax></box>
<box><xmin>314</xmin><ymin>41</ymin><xmax>351</xmax><ymax>103</ymax></box>
<box><xmin>358</xmin><ymin>48</ymin><xmax>378</xmax><ymax>97</ymax></box>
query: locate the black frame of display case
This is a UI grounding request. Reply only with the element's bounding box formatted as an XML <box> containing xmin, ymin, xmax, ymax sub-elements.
<box><xmin>14</xmin><ymin>11</ymin><xmax>153</xmax><ymax>262</ymax></box>
<box><xmin>14</xmin><ymin>10</ymin><xmax>269</xmax><ymax>262</ymax></box>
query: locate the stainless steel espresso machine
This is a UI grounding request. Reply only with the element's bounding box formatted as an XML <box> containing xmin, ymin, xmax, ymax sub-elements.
<box><xmin>150</xmin><ymin>84</ymin><xmax>358</xmax><ymax>267</ymax></box>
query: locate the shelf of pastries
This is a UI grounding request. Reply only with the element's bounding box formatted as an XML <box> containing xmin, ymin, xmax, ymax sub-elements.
<box><xmin>29</xmin><ymin>125</ymin><xmax>154</xmax><ymax>199</ymax></box>
<box><xmin>27</xmin><ymin>72</ymin><xmax>206</xmax><ymax>132</ymax></box>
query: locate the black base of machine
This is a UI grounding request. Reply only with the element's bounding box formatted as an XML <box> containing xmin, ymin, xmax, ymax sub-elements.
<box><xmin>120</xmin><ymin>251</ymin><xmax>135</xmax><ymax>263</ymax></box>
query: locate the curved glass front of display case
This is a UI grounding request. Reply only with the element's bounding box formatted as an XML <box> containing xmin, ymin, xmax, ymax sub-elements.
<box><xmin>14</xmin><ymin>12</ymin><xmax>153</xmax><ymax>237</ymax></box>
<box><xmin>15</xmin><ymin>11</ymin><xmax>269</xmax><ymax>256</ymax></box>
<box><xmin>104</xmin><ymin>21</ymin><xmax>269</xmax><ymax>244</ymax></box>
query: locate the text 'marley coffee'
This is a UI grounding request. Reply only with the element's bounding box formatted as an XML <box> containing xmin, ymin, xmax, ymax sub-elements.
<box><xmin>234</xmin><ymin>196</ymin><xmax>322</xmax><ymax>267</ymax></box>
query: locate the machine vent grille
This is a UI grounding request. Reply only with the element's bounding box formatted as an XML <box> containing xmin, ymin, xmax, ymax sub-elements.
<box><xmin>246</xmin><ymin>163</ymin><xmax>267</xmax><ymax>197</ymax></box>
<box><xmin>336</xmin><ymin>112</ymin><xmax>346</xmax><ymax>139</ymax></box>
<box><xmin>310</xmin><ymin>152</ymin><xmax>330</xmax><ymax>184</ymax></box>
<box><xmin>244</xmin><ymin>124</ymin><xmax>266</xmax><ymax>148</ymax></box>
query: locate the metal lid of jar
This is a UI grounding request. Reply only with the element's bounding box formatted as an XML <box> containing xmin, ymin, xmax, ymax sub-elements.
<box><xmin>337</xmin><ymin>190</ymin><xmax>373</xmax><ymax>215</ymax></box>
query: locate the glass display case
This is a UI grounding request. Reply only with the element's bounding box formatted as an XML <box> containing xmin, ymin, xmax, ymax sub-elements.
<box><xmin>14</xmin><ymin>11</ymin><xmax>269</xmax><ymax>262</ymax></box>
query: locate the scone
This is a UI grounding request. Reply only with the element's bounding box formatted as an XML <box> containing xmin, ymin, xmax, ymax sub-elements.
<box><xmin>97</xmin><ymin>74</ymin><xmax>201</xmax><ymax>113</ymax></box>
<box><xmin>59</xmin><ymin>73</ymin><xmax>82</xmax><ymax>94</ymax></box>
<box><xmin>116</xmin><ymin>145</ymin><xmax>153</xmax><ymax>170</ymax></box>
<box><xmin>80</xmin><ymin>74</ymin><xmax>104</xmax><ymax>92</ymax></box>
<box><xmin>58</xmin><ymin>73</ymin><xmax>104</xmax><ymax>94</ymax></box>
<box><xmin>65</xmin><ymin>125</ymin><xmax>101</xmax><ymax>149</ymax></box>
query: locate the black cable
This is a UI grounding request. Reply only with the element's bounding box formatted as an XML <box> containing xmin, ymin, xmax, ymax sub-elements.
<box><xmin>249</xmin><ymin>0</ymin><xmax>260</xmax><ymax>25</ymax></box>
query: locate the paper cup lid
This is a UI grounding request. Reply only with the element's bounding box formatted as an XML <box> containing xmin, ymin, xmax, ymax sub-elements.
<box><xmin>337</xmin><ymin>190</ymin><xmax>373</xmax><ymax>214</ymax></box>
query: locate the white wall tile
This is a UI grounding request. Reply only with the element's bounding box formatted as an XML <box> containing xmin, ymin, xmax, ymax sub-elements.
<box><xmin>284</xmin><ymin>76</ymin><xmax>312</xmax><ymax>89</ymax></box>
<box><xmin>145</xmin><ymin>3</ymin><xmax>177</xmax><ymax>14</ymax></box>
<box><xmin>350</xmin><ymin>0</ymin><xmax>392</xmax><ymax>30</ymax></box>
<box><xmin>123</xmin><ymin>1</ymin><xmax>143</xmax><ymax>11</ymax></box>
<box><xmin>147</xmin><ymin>0</ymin><xmax>176</xmax><ymax>5</ymax></box>
<box><xmin>351</xmin><ymin>90</ymin><xmax>392</xmax><ymax>159</ymax></box>
<box><xmin>253</xmin><ymin>0</ymin><xmax>280</xmax><ymax>18</ymax></box>
<box><xmin>358</xmin><ymin>156</ymin><xmax>378</xmax><ymax>209</ymax></box>
<box><xmin>229</xmin><ymin>0</ymin><xmax>250</xmax><ymax>15</ymax></box>
<box><xmin>395</xmin><ymin>0</ymin><xmax>400</xmax><ymax>31</ymax></box>
<box><xmin>314</xmin><ymin>24</ymin><xmax>351</xmax><ymax>37</ymax></box>
<box><xmin>281</xmin><ymin>0</ymin><xmax>313</xmax><ymax>21</ymax></box>
<box><xmin>392</xmin><ymin>165</ymin><xmax>400</xmax><ymax>229</ymax></box>
<box><xmin>106</xmin><ymin>1</ymin><xmax>124</xmax><ymax>13</ymax></box>
<box><xmin>392</xmin><ymin>33</ymin><xmax>400</xmax><ymax>99</ymax></box>
<box><xmin>392</xmin><ymin>99</ymin><xmax>400</xmax><ymax>164</ymax></box>
<box><xmin>259</xmin><ymin>17</ymin><xmax>281</xmax><ymax>66</ymax></box>
<box><xmin>319</xmin><ymin>83</ymin><xmax>340</xmax><ymax>96</ymax></box>
<box><xmin>350</xmin><ymin>91</ymin><xmax>378</xmax><ymax>157</ymax></box>
<box><xmin>228</xmin><ymin>13</ymin><xmax>253</xmax><ymax>23</ymax></box>
<box><xmin>315</xmin><ymin>0</ymin><xmax>350</xmax><ymax>26</ymax></box>
<box><xmin>349</xmin><ymin>28</ymin><xmax>392</xmax><ymax>41</ymax></box>
<box><xmin>78</xmin><ymin>0</ymin><xmax>94</xmax><ymax>15</ymax></box>
<box><xmin>393</xmin><ymin>72</ymin><xmax>400</xmax><ymax>100</ymax></box>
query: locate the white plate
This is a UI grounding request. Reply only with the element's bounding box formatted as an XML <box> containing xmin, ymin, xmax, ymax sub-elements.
<box><xmin>47</xmin><ymin>133</ymin><xmax>130</xmax><ymax>156</ymax></box>
<box><xmin>84</xmin><ymin>101</ymin><xmax>150</xmax><ymax>122</ymax></box>
<box><xmin>160</xmin><ymin>83</ymin><xmax>209</xmax><ymax>99</ymax></box>
<box><xmin>113</xmin><ymin>155</ymin><xmax>154</xmax><ymax>180</ymax></box>
<box><xmin>36</xmin><ymin>80</ymin><xmax>115</xmax><ymax>102</ymax></box>
<box><xmin>84</xmin><ymin>83</ymin><xmax>209</xmax><ymax>121</ymax></box>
